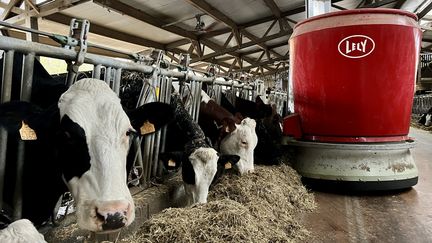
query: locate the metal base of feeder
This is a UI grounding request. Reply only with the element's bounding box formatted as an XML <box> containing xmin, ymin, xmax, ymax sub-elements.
<box><xmin>282</xmin><ymin>138</ymin><xmax>418</xmax><ymax>190</ymax></box>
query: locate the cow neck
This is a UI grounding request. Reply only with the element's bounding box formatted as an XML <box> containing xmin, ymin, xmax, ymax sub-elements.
<box><xmin>200</xmin><ymin>100</ymin><xmax>241</xmax><ymax>125</ymax></box>
<box><xmin>170</xmin><ymin>93</ymin><xmax>210</xmax><ymax>156</ymax></box>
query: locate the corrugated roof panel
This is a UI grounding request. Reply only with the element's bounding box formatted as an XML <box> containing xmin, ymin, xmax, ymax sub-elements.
<box><xmin>245</xmin><ymin>21</ymin><xmax>280</xmax><ymax>38</ymax></box>
<box><xmin>61</xmin><ymin>2</ymin><xmax>182</xmax><ymax>44</ymax></box>
<box><xmin>38</xmin><ymin>19</ymin><xmax>147</xmax><ymax>53</ymax></box>
<box><xmin>206</xmin><ymin>0</ymin><xmax>271</xmax><ymax>23</ymax></box>
<box><xmin>274</xmin><ymin>0</ymin><xmax>304</xmax><ymax>12</ymax></box>
<box><xmin>265</xmin><ymin>36</ymin><xmax>289</xmax><ymax>46</ymax></box>
<box><xmin>118</xmin><ymin>0</ymin><xmax>227</xmax><ymax>33</ymax></box>
<box><xmin>272</xmin><ymin>45</ymin><xmax>289</xmax><ymax>56</ymax></box>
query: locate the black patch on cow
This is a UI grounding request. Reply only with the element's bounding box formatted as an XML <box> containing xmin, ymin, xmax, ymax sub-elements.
<box><xmin>58</xmin><ymin>115</ymin><xmax>91</xmax><ymax>181</ymax></box>
<box><xmin>212</xmin><ymin>154</ymin><xmax>240</xmax><ymax>185</ymax></box>
<box><xmin>182</xmin><ymin>158</ymin><xmax>196</xmax><ymax>185</ymax></box>
<box><xmin>127</xmin><ymin>102</ymin><xmax>174</xmax><ymax>133</ymax></box>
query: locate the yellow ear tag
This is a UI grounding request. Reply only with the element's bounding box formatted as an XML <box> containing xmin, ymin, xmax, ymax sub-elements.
<box><xmin>140</xmin><ymin>121</ymin><xmax>155</xmax><ymax>135</ymax></box>
<box><xmin>168</xmin><ymin>159</ymin><xmax>176</xmax><ymax>167</ymax></box>
<box><xmin>19</xmin><ymin>121</ymin><xmax>37</xmax><ymax>141</ymax></box>
<box><xmin>155</xmin><ymin>86</ymin><xmax>160</xmax><ymax>99</ymax></box>
<box><xmin>224</xmin><ymin>162</ymin><xmax>232</xmax><ymax>169</ymax></box>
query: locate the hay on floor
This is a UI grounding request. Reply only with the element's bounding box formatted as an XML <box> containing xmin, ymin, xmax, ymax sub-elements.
<box><xmin>122</xmin><ymin>165</ymin><xmax>315</xmax><ymax>243</ymax></box>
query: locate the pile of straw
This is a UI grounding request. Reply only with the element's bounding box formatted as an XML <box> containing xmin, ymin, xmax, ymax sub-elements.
<box><xmin>123</xmin><ymin>165</ymin><xmax>315</xmax><ymax>243</ymax></box>
<box><xmin>410</xmin><ymin>117</ymin><xmax>432</xmax><ymax>132</ymax></box>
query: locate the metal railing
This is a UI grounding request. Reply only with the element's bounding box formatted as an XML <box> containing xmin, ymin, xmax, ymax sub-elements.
<box><xmin>0</xmin><ymin>20</ymin><xmax>259</xmax><ymax>221</ymax></box>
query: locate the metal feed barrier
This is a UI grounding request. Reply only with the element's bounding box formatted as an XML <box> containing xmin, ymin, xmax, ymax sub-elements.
<box><xmin>412</xmin><ymin>94</ymin><xmax>432</xmax><ymax>114</ymax></box>
<box><xmin>267</xmin><ymin>90</ymin><xmax>288</xmax><ymax>117</ymax></box>
<box><xmin>0</xmin><ymin>19</ymin><xmax>257</xmax><ymax>222</ymax></box>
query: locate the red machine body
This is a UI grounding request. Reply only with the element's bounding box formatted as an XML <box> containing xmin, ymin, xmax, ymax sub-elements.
<box><xmin>287</xmin><ymin>9</ymin><xmax>421</xmax><ymax>143</ymax></box>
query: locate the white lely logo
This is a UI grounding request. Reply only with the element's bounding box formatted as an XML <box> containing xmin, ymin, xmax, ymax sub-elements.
<box><xmin>338</xmin><ymin>35</ymin><xmax>375</xmax><ymax>59</ymax></box>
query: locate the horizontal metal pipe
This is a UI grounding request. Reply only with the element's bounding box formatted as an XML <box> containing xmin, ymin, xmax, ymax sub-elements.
<box><xmin>0</xmin><ymin>36</ymin><xmax>254</xmax><ymax>88</ymax></box>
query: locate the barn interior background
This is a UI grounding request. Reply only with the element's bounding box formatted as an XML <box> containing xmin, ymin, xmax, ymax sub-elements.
<box><xmin>0</xmin><ymin>0</ymin><xmax>431</xmax><ymax>242</ymax></box>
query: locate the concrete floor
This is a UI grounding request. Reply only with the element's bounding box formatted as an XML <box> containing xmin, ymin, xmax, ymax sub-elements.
<box><xmin>303</xmin><ymin>127</ymin><xmax>432</xmax><ymax>243</ymax></box>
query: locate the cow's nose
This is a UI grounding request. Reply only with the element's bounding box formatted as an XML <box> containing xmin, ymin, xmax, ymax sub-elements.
<box><xmin>95</xmin><ymin>200</ymin><xmax>131</xmax><ymax>231</ymax></box>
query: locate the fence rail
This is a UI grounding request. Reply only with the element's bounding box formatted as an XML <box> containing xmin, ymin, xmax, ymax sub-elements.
<box><xmin>0</xmin><ymin>33</ymin><xmax>265</xmax><ymax>221</ymax></box>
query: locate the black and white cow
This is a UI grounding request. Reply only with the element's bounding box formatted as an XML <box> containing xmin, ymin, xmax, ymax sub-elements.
<box><xmin>161</xmin><ymin>92</ymin><xmax>239</xmax><ymax>206</ymax></box>
<box><xmin>0</xmin><ymin>219</ymin><xmax>46</xmax><ymax>243</ymax></box>
<box><xmin>418</xmin><ymin>107</ymin><xmax>432</xmax><ymax>127</ymax></box>
<box><xmin>220</xmin><ymin>93</ymin><xmax>283</xmax><ymax>165</ymax></box>
<box><xmin>0</xmin><ymin>78</ymin><xmax>173</xmax><ymax>232</ymax></box>
<box><xmin>199</xmin><ymin>91</ymin><xmax>258</xmax><ymax>174</ymax></box>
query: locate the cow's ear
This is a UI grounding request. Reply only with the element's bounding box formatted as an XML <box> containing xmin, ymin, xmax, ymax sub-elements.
<box><xmin>221</xmin><ymin>118</ymin><xmax>236</xmax><ymax>133</ymax></box>
<box><xmin>160</xmin><ymin>151</ymin><xmax>183</xmax><ymax>170</ymax></box>
<box><xmin>234</xmin><ymin>112</ymin><xmax>244</xmax><ymax>121</ymax></box>
<box><xmin>0</xmin><ymin>101</ymin><xmax>44</xmax><ymax>133</ymax></box>
<box><xmin>217</xmin><ymin>154</ymin><xmax>240</xmax><ymax>169</ymax></box>
<box><xmin>128</xmin><ymin>102</ymin><xmax>174</xmax><ymax>135</ymax></box>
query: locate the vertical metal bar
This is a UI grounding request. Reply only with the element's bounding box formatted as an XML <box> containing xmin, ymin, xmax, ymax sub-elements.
<box><xmin>21</xmin><ymin>53</ymin><xmax>35</xmax><ymax>102</ymax></box>
<box><xmin>66</xmin><ymin>71</ymin><xmax>76</xmax><ymax>87</ymax></box>
<box><xmin>13</xmin><ymin>53</ymin><xmax>35</xmax><ymax>220</ymax></box>
<box><xmin>151</xmin><ymin>75</ymin><xmax>162</xmax><ymax>177</ymax></box>
<box><xmin>0</xmin><ymin>50</ymin><xmax>14</xmax><ymax>210</ymax></box>
<box><xmin>2</xmin><ymin>51</ymin><xmax>15</xmax><ymax>103</ymax></box>
<box><xmin>152</xmin><ymin>130</ymin><xmax>161</xmax><ymax>177</ymax></box>
<box><xmin>114</xmin><ymin>68</ymin><xmax>122</xmax><ymax>96</ymax></box>
<box><xmin>133</xmin><ymin>138</ymin><xmax>145</xmax><ymax>186</ymax></box>
<box><xmin>93</xmin><ymin>64</ymin><xmax>102</xmax><ymax>79</ymax></box>
<box><xmin>145</xmin><ymin>135</ymin><xmax>154</xmax><ymax>184</ymax></box>
<box><xmin>191</xmin><ymin>81</ymin><xmax>197</xmax><ymax>118</ymax></box>
<box><xmin>157</xmin><ymin>76</ymin><xmax>169</xmax><ymax>177</ymax></box>
<box><xmin>195</xmin><ymin>81</ymin><xmax>202</xmax><ymax>122</ymax></box>
<box><xmin>104</xmin><ymin>67</ymin><xmax>112</xmax><ymax>85</ymax></box>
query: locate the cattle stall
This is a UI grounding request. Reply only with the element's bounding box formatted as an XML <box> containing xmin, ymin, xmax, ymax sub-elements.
<box><xmin>0</xmin><ymin>19</ymin><xmax>258</xmax><ymax>225</ymax></box>
<box><xmin>412</xmin><ymin>94</ymin><xmax>432</xmax><ymax>115</ymax></box>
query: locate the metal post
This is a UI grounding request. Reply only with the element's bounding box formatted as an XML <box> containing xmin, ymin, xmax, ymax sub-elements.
<box><xmin>66</xmin><ymin>69</ymin><xmax>77</xmax><ymax>87</ymax></box>
<box><xmin>13</xmin><ymin>53</ymin><xmax>35</xmax><ymax>220</ymax></box>
<box><xmin>104</xmin><ymin>66</ymin><xmax>112</xmax><ymax>85</ymax></box>
<box><xmin>195</xmin><ymin>81</ymin><xmax>202</xmax><ymax>122</ymax></box>
<box><xmin>93</xmin><ymin>64</ymin><xmax>102</xmax><ymax>79</ymax></box>
<box><xmin>113</xmin><ymin>68</ymin><xmax>122</xmax><ymax>96</ymax></box>
<box><xmin>306</xmin><ymin>0</ymin><xmax>331</xmax><ymax>18</ymax></box>
<box><xmin>0</xmin><ymin>50</ymin><xmax>14</xmax><ymax>210</ymax></box>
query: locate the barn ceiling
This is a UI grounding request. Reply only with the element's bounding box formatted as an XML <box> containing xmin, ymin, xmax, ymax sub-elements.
<box><xmin>0</xmin><ymin>0</ymin><xmax>431</xmax><ymax>76</ymax></box>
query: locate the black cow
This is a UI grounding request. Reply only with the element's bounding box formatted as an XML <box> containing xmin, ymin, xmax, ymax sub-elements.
<box><xmin>160</xmin><ymin>92</ymin><xmax>239</xmax><ymax>206</ymax></box>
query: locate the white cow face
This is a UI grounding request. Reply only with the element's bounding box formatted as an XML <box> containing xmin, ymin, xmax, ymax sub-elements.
<box><xmin>57</xmin><ymin>79</ymin><xmax>173</xmax><ymax>232</ymax></box>
<box><xmin>183</xmin><ymin>147</ymin><xmax>218</xmax><ymax>205</ymax></box>
<box><xmin>58</xmin><ymin>79</ymin><xmax>135</xmax><ymax>232</ymax></box>
<box><xmin>220</xmin><ymin>118</ymin><xmax>258</xmax><ymax>174</ymax></box>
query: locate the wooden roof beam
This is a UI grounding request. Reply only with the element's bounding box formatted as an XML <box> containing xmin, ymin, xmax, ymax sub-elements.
<box><xmin>360</xmin><ymin>0</ymin><xmax>398</xmax><ymax>8</ymax></box>
<box><xmin>417</xmin><ymin>1</ymin><xmax>432</xmax><ymax>19</ymax></box>
<box><xmin>185</xmin><ymin>0</ymin><xmax>282</xmax><ymax>59</ymax></box>
<box><xmin>192</xmin><ymin>29</ymin><xmax>292</xmax><ymax>63</ymax></box>
<box><xmin>262</xmin><ymin>0</ymin><xmax>291</xmax><ymax>31</ymax></box>
<box><xmin>0</xmin><ymin>0</ymin><xmax>23</xmax><ymax>21</ymax></box>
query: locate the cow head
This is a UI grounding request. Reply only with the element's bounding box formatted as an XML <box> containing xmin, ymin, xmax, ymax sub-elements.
<box><xmin>0</xmin><ymin>79</ymin><xmax>173</xmax><ymax>232</ymax></box>
<box><xmin>161</xmin><ymin>150</ymin><xmax>240</xmax><ymax>205</ymax></box>
<box><xmin>220</xmin><ymin>118</ymin><xmax>258</xmax><ymax>174</ymax></box>
<box><xmin>57</xmin><ymin>79</ymin><xmax>172</xmax><ymax>231</ymax></box>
